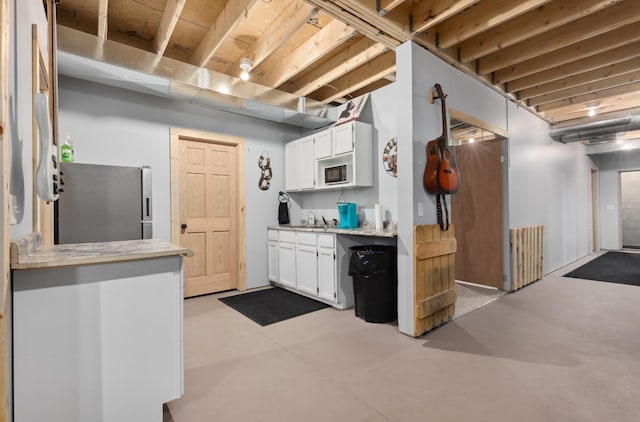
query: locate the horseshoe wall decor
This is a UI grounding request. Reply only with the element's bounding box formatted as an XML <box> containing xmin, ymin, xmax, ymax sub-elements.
<box><xmin>258</xmin><ymin>152</ymin><xmax>272</xmax><ymax>190</ymax></box>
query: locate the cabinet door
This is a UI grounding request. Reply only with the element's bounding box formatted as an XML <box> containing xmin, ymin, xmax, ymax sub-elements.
<box><xmin>285</xmin><ymin>142</ymin><xmax>298</xmax><ymax>191</ymax></box>
<box><xmin>299</xmin><ymin>137</ymin><xmax>315</xmax><ymax>189</ymax></box>
<box><xmin>318</xmin><ymin>246</ymin><xmax>337</xmax><ymax>302</ymax></box>
<box><xmin>296</xmin><ymin>245</ymin><xmax>318</xmax><ymax>296</ymax></box>
<box><xmin>268</xmin><ymin>241</ymin><xmax>278</xmax><ymax>282</ymax></box>
<box><xmin>278</xmin><ymin>242</ymin><xmax>296</xmax><ymax>288</ymax></box>
<box><xmin>314</xmin><ymin>130</ymin><xmax>332</xmax><ymax>159</ymax></box>
<box><xmin>332</xmin><ymin>123</ymin><xmax>354</xmax><ymax>155</ymax></box>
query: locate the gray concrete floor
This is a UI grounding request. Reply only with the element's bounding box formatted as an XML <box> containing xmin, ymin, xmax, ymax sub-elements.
<box><xmin>166</xmin><ymin>253</ymin><xmax>640</xmax><ymax>421</ymax></box>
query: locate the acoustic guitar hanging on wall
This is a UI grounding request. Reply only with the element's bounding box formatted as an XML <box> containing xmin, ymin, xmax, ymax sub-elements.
<box><xmin>423</xmin><ymin>83</ymin><xmax>460</xmax><ymax>231</ymax></box>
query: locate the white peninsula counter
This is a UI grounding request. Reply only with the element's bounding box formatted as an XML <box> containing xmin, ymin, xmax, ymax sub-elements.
<box><xmin>10</xmin><ymin>233</ymin><xmax>192</xmax><ymax>422</ymax></box>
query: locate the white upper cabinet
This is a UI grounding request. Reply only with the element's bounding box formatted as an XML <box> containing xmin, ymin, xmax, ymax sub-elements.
<box><xmin>284</xmin><ymin>121</ymin><xmax>373</xmax><ymax>192</ymax></box>
<box><xmin>332</xmin><ymin>123</ymin><xmax>354</xmax><ymax>155</ymax></box>
<box><xmin>314</xmin><ymin>130</ymin><xmax>332</xmax><ymax>159</ymax></box>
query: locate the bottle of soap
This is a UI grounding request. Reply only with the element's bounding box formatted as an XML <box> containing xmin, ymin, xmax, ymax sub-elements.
<box><xmin>307</xmin><ymin>211</ymin><xmax>315</xmax><ymax>226</ymax></box>
<box><xmin>60</xmin><ymin>133</ymin><xmax>74</xmax><ymax>163</ymax></box>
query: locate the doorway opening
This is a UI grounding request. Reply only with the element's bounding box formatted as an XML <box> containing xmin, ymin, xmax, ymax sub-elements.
<box><xmin>620</xmin><ymin>170</ymin><xmax>640</xmax><ymax>249</ymax></box>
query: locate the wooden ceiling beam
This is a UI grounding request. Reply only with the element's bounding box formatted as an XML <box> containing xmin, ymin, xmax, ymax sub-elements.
<box><xmin>333</xmin><ymin>0</ymin><xmax>407</xmax><ymax>41</ymax></box>
<box><xmin>454</xmin><ymin>0</ymin><xmax>623</xmax><ymax>64</ymax></box>
<box><xmin>313</xmin><ymin>50</ymin><xmax>396</xmax><ymax>103</ymax></box>
<box><xmin>189</xmin><ymin>0</ymin><xmax>259</xmax><ymax>67</ymax></box>
<box><xmin>520</xmin><ymin>57</ymin><xmax>640</xmax><ymax>101</ymax></box>
<box><xmin>285</xmin><ymin>37</ymin><xmax>387</xmax><ymax>96</ymax></box>
<box><xmin>435</xmin><ymin>0</ymin><xmax>551</xmax><ymax>49</ymax></box>
<box><xmin>152</xmin><ymin>0</ymin><xmax>186</xmax><ymax>56</ymax></box>
<box><xmin>543</xmin><ymin>92</ymin><xmax>640</xmax><ymax>123</ymax></box>
<box><xmin>229</xmin><ymin>2</ymin><xmax>317</xmax><ymax>75</ymax></box>
<box><xmin>410</xmin><ymin>0</ymin><xmax>482</xmax><ymax>35</ymax></box>
<box><xmin>97</xmin><ymin>0</ymin><xmax>108</xmax><ymax>39</ymax></box>
<box><xmin>377</xmin><ymin>0</ymin><xmax>406</xmax><ymax>16</ymax></box>
<box><xmin>507</xmin><ymin>41</ymin><xmax>640</xmax><ymax>93</ymax></box>
<box><xmin>257</xmin><ymin>20</ymin><xmax>356</xmax><ymax>88</ymax></box>
<box><xmin>537</xmin><ymin>81</ymin><xmax>640</xmax><ymax>113</ymax></box>
<box><xmin>528</xmin><ymin>69</ymin><xmax>640</xmax><ymax>107</ymax></box>
<box><xmin>493</xmin><ymin>21</ymin><xmax>640</xmax><ymax>85</ymax></box>
<box><xmin>477</xmin><ymin>1</ymin><xmax>640</xmax><ymax>75</ymax></box>
<box><xmin>305</xmin><ymin>0</ymin><xmax>401</xmax><ymax>48</ymax></box>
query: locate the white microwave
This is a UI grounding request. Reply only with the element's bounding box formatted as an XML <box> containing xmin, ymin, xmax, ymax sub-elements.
<box><xmin>324</xmin><ymin>164</ymin><xmax>348</xmax><ymax>184</ymax></box>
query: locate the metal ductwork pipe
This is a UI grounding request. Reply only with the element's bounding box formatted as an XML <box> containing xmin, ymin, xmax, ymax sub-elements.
<box><xmin>549</xmin><ymin>116</ymin><xmax>640</xmax><ymax>143</ymax></box>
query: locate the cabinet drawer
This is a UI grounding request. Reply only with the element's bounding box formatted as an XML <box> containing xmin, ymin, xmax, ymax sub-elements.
<box><xmin>317</xmin><ymin>233</ymin><xmax>335</xmax><ymax>248</ymax></box>
<box><xmin>268</xmin><ymin>230</ymin><xmax>279</xmax><ymax>241</ymax></box>
<box><xmin>296</xmin><ymin>232</ymin><xmax>317</xmax><ymax>246</ymax></box>
<box><xmin>279</xmin><ymin>231</ymin><xmax>296</xmax><ymax>243</ymax></box>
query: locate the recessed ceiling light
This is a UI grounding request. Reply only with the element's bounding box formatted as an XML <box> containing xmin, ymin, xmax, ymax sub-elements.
<box><xmin>469</xmin><ymin>138</ymin><xmax>475</xmax><ymax>143</ymax></box>
<box><xmin>588</xmin><ymin>107</ymin><xmax>597</xmax><ymax>117</ymax></box>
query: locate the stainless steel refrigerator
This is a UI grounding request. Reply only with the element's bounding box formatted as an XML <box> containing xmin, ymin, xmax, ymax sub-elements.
<box><xmin>55</xmin><ymin>163</ymin><xmax>153</xmax><ymax>244</ymax></box>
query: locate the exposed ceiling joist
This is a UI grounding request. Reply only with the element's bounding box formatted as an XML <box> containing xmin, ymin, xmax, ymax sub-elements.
<box><xmin>189</xmin><ymin>0</ymin><xmax>258</xmax><ymax>67</ymax></box>
<box><xmin>544</xmin><ymin>92</ymin><xmax>640</xmax><ymax>122</ymax></box>
<box><xmin>226</xmin><ymin>2</ymin><xmax>317</xmax><ymax>75</ymax></box>
<box><xmin>410</xmin><ymin>0</ymin><xmax>481</xmax><ymax>34</ymax></box>
<box><xmin>507</xmin><ymin>41</ymin><xmax>640</xmax><ymax>93</ymax></box>
<box><xmin>377</xmin><ymin>0</ymin><xmax>406</xmax><ymax>16</ymax></box>
<box><xmin>315</xmin><ymin>49</ymin><xmax>396</xmax><ymax>103</ymax></box>
<box><xmin>521</xmin><ymin>59</ymin><xmax>640</xmax><ymax>102</ymax></box>
<box><xmin>478</xmin><ymin>0</ymin><xmax>640</xmax><ymax>74</ymax></box>
<box><xmin>256</xmin><ymin>19</ymin><xmax>355</xmax><ymax>88</ymax></box>
<box><xmin>456</xmin><ymin>0</ymin><xmax>618</xmax><ymax>64</ymax></box>
<box><xmin>537</xmin><ymin>81</ymin><xmax>640</xmax><ymax>112</ymax></box>
<box><xmin>494</xmin><ymin>21</ymin><xmax>640</xmax><ymax>85</ymax></box>
<box><xmin>97</xmin><ymin>0</ymin><xmax>108</xmax><ymax>39</ymax></box>
<box><xmin>434</xmin><ymin>0</ymin><xmax>551</xmax><ymax>49</ymax></box>
<box><xmin>287</xmin><ymin>37</ymin><xmax>387</xmax><ymax>96</ymax></box>
<box><xmin>152</xmin><ymin>0</ymin><xmax>186</xmax><ymax>55</ymax></box>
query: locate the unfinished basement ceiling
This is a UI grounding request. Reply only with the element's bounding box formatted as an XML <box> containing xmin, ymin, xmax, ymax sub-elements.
<box><xmin>55</xmin><ymin>0</ymin><xmax>640</xmax><ymax>128</ymax></box>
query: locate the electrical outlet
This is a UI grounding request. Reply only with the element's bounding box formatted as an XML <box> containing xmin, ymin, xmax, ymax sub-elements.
<box><xmin>417</xmin><ymin>202</ymin><xmax>424</xmax><ymax>217</ymax></box>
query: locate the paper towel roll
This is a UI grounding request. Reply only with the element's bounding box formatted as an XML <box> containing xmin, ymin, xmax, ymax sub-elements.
<box><xmin>375</xmin><ymin>204</ymin><xmax>383</xmax><ymax>230</ymax></box>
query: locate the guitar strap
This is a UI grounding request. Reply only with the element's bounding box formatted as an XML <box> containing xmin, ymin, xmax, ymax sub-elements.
<box><xmin>436</xmin><ymin>194</ymin><xmax>450</xmax><ymax>231</ymax></box>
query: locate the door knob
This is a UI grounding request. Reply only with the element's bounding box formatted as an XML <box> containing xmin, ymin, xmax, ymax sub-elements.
<box><xmin>181</xmin><ymin>223</ymin><xmax>187</xmax><ymax>230</ymax></box>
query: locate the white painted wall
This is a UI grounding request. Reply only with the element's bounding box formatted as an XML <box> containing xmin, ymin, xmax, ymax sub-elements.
<box><xmin>507</xmin><ymin>103</ymin><xmax>592</xmax><ymax>272</ymax></box>
<box><xmin>590</xmin><ymin>149</ymin><xmax>640</xmax><ymax>249</ymax></box>
<box><xmin>58</xmin><ymin>76</ymin><xmax>301</xmax><ymax>289</ymax></box>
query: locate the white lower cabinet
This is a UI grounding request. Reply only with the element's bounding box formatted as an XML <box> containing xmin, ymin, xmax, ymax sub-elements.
<box><xmin>277</xmin><ymin>230</ymin><xmax>297</xmax><ymax>288</ymax></box>
<box><xmin>268</xmin><ymin>229</ymin><xmax>356</xmax><ymax>309</ymax></box>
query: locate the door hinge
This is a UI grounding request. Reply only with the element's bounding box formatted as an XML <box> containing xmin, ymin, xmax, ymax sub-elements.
<box><xmin>317</xmin><ymin>287</ymin><xmax>319</xmax><ymax>294</ymax></box>
<box><xmin>316</xmin><ymin>251</ymin><xmax>319</xmax><ymax>257</ymax></box>
<box><xmin>334</xmin><ymin>292</ymin><xmax>337</xmax><ymax>299</ymax></box>
<box><xmin>333</xmin><ymin>253</ymin><xmax>336</xmax><ymax>260</ymax></box>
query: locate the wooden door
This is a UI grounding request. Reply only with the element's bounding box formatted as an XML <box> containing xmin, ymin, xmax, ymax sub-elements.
<box><xmin>451</xmin><ymin>138</ymin><xmax>503</xmax><ymax>289</ymax></box>
<box><xmin>179</xmin><ymin>139</ymin><xmax>238</xmax><ymax>297</ymax></box>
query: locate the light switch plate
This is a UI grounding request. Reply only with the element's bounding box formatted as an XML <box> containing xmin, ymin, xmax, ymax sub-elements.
<box><xmin>417</xmin><ymin>202</ymin><xmax>424</xmax><ymax>217</ymax></box>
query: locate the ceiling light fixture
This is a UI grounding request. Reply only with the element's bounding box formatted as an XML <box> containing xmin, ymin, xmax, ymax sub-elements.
<box><xmin>469</xmin><ymin>138</ymin><xmax>475</xmax><ymax>143</ymax></box>
<box><xmin>239</xmin><ymin>57</ymin><xmax>253</xmax><ymax>81</ymax></box>
<box><xmin>588</xmin><ymin>107</ymin><xmax>597</xmax><ymax>117</ymax></box>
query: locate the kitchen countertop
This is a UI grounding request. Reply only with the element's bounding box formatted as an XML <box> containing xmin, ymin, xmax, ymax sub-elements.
<box><xmin>270</xmin><ymin>225</ymin><xmax>397</xmax><ymax>238</ymax></box>
<box><xmin>10</xmin><ymin>233</ymin><xmax>193</xmax><ymax>270</ymax></box>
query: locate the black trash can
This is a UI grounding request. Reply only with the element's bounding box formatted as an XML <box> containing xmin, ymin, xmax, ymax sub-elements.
<box><xmin>348</xmin><ymin>245</ymin><xmax>397</xmax><ymax>323</ymax></box>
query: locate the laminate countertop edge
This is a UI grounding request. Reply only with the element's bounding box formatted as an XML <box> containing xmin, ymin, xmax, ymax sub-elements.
<box><xmin>269</xmin><ymin>225</ymin><xmax>397</xmax><ymax>238</ymax></box>
<box><xmin>10</xmin><ymin>233</ymin><xmax>194</xmax><ymax>270</ymax></box>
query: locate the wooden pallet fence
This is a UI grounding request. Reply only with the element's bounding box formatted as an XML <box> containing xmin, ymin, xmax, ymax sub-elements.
<box><xmin>510</xmin><ymin>225</ymin><xmax>544</xmax><ymax>290</ymax></box>
<box><xmin>414</xmin><ymin>224</ymin><xmax>457</xmax><ymax>337</ymax></box>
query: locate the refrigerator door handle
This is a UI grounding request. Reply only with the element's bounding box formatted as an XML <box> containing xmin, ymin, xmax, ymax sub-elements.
<box><xmin>141</xmin><ymin>166</ymin><xmax>153</xmax><ymax>221</ymax></box>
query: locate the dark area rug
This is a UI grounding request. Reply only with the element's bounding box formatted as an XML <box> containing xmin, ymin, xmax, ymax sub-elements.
<box><xmin>564</xmin><ymin>251</ymin><xmax>640</xmax><ymax>286</ymax></box>
<box><xmin>219</xmin><ymin>287</ymin><xmax>329</xmax><ymax>326</ymax></box>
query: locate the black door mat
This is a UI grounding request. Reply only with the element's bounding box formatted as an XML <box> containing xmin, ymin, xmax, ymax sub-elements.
<box><xmin>564</xmin><ymin>251</ymin><xmax>640</xmax><ymax>286</ymax></box>
<box><xmin>219</xmin><ymin>287</ymin><xmax>330</xmax><ymax>326</ymax></box>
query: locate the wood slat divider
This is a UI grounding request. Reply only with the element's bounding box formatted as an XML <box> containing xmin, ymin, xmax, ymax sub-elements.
<box><xmin>510</xmin><ymin>225</ymin><xmax>544</xmax><ymax>290</ymax></box>
<box><xmin>413</xmin><ymin>224</ymin><xmax>456</xmax><ymax>336</ymax></box>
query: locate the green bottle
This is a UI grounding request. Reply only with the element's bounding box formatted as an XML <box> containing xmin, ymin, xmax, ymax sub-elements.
<box><xmin>60</xmin><ymin>133</ymin><xmax>74</xmax><ymax>163</ymax></box>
